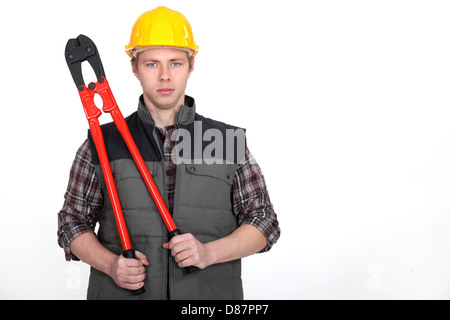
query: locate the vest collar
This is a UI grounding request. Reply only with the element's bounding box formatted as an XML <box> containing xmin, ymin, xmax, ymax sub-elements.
<box><xmin>137</xmin><ymin>95</ymin><xmax>196</xmax><ymax>127</ymax></box>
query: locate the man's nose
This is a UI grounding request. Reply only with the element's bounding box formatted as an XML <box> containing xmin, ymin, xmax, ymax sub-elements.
<box><xmin>160</xmin><ymin>65</ymin><xmax>170</xmax><ymax>81</ymax></box>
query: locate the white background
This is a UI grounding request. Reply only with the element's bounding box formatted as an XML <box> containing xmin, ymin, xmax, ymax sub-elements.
<box><xmin>1</xmin><ymin>0</ymin><xmax>450</xmax><ymax>299</ymax></box>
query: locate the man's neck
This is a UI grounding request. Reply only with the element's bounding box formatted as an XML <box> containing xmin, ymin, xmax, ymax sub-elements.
<box><xmin>149</xmin><ymin>107</ymin><xmax>178</xmax><ymax>128</ymax></box>
<box><xmin>143</xmin><ymin>96</ymin><xmax>184</xmax><ymax>128</ymax></box>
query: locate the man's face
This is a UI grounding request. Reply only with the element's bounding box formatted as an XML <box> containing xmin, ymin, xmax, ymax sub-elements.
<box><xmin>132</xmin><ymin>48</ymin><xmax>194</xmax><ymax>112</ymax></box>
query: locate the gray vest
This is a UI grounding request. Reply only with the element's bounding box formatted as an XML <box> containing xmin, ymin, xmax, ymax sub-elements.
<box><xmin>86</xmin><ymin>96</ymin><xmax>245</xmax><ymax>300</ymax></box>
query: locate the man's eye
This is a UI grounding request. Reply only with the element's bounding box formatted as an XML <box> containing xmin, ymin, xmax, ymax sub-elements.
<box><xmin>171</xmin><ymin>62</ymin><xmax>180</xmax><ymax>67</ymax></box>
<box><xmin>148</xmin><ymin>63</ymin><xmax>157</xmax><ymax>68</ymax></box>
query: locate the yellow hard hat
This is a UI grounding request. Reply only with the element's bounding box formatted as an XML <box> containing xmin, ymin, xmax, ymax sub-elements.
<box><xmin>125</xmin><ymin>6</ymin><xmax>199</xmax><ymax>58</ymax></box>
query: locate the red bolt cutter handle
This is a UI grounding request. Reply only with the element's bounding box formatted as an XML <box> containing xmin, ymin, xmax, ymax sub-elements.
<box><xmin>78</xmin><ymin>86</ymin><xmax>132</xmax><ymax>251</ymax></box>
<box><xmin>77</xmin><ymin>83</ymin><xmax>146</xmax><ymax>295</ymax></box>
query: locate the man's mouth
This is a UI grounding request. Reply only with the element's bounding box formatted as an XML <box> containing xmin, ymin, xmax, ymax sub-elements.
<box><xmin>157</xmin><ymin>88</ymin><xmax>175</xmax><ymax>95</ymax></box>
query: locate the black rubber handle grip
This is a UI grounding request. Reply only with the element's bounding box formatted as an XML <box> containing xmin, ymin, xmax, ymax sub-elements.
<box><xmin>168</xmin><ymin>229</ymin><xmax>200</xmax><ymax>274</ymax></box>
<box><xmin>184</xmin><ymin>265</ymin><xmax>199</xmax><ymax>273</ymax></box>
<box><xmin>122</xmin><ymin>249</ymin><xmax>146</xmax><ymax>295</ymax></box>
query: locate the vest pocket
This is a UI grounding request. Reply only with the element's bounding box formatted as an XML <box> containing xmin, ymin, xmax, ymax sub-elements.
<box><xmin>175</xmin><ymin>163</ymin><xmax>239</xmax><ymax>241</ymax></box>
<box><xmin>181</xmin><ymin>163</ymin><xmax>237</xmax><ymax>211</ymax></box>
<box><xmin>185</xmin><ymin>163</ymin><xmax>236</xmax><ymax>185</ymax></box>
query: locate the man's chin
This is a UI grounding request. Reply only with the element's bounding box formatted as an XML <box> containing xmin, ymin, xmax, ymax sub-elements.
<box><xmin>144</xmin><ymin>94</ymin><xmax>185</xmax><ymax>111</ymax></box>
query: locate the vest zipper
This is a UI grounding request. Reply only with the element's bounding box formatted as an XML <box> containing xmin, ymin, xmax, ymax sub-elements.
<box><xmin>152</xmin><ymin>128</ymin><xmax>172</xmax><ymax>300</ymax></box>
<box><xmin>168</xmin><ymin>125</ymin><xmax>182</xmax><ymax>300</ymax></box>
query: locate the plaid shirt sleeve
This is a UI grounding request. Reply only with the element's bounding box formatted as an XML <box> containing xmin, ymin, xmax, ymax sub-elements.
<box><xmin>232</xmin><ymin>149</ymin><xmax>280</xmax><ymax>252</ymax></box>
<box><xmin>57</xmin><ymin>139</ymin><xmax>104</xmax><ymax>261</ymax></box>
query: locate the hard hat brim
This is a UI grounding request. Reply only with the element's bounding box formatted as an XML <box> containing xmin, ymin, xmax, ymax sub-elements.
<box><xmin>126</xmin><ymin>45</ymin><xmax>198</xmax><ymax>59</ymax></box>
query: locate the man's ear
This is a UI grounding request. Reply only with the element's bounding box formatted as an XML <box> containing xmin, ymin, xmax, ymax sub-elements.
<box><xmin>188</xmin><ymin>58</ymin><xmax>195</xmax><ymax>78</ymax></box>
<box><xmin>131</xmin><ymin>61</ymin><xmax>140</xmax><ymax>79</ymax></box>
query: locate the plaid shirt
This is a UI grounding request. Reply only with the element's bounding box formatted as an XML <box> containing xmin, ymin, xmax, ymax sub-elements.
<box><xmin>156</xmin><ymin>125</ymin><xmax>177</xmax><ymax>215</ymax></box>
<box><xmin>58</xmin><ymin>126</ymin><xmax>280</xmax><ymax>261</ymax></box>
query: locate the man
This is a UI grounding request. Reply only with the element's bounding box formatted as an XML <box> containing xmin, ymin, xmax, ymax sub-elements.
<box><xmin>58</xmin><ymin>6</ymin><xmax>280</xmax><ymax>300</ymax></box>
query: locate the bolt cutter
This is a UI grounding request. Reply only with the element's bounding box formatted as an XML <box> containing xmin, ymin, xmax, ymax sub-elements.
<box><xmin>65</xmin><ymin>35</ymin><xmax>197</xmax><ymax>294</ymax></box>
